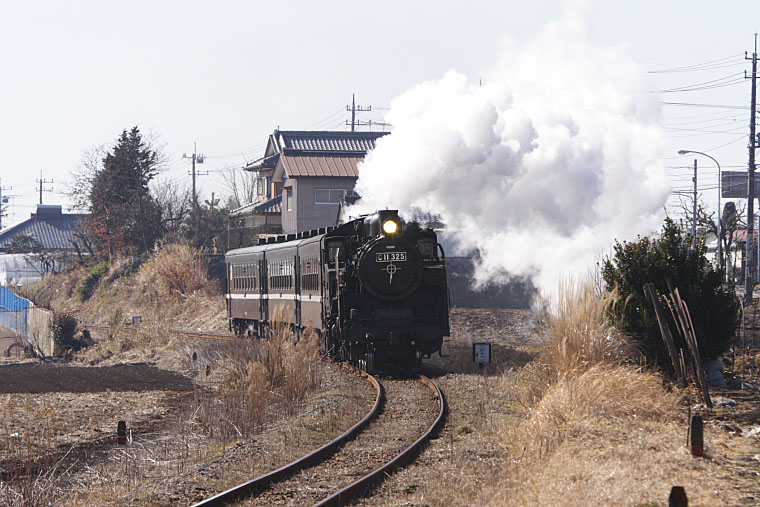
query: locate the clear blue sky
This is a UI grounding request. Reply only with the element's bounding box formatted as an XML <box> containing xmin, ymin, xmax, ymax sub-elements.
<box><xmin>0</xmin><ymin>0</ymin><xmax>757</xmax><ymax>228</ymax></box>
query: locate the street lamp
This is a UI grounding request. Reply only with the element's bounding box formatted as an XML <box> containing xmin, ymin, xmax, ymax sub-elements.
<box><xmin>678</xmin><ymin>150</ymin><xmax>722</xmax><ymax>271</ymax></box>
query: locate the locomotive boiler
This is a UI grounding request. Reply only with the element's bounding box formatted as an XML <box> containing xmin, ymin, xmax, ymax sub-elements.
<box><xmin>225</xmin><ymin>210</ymin><xmax>450</xmax><ymax>370</ymax></box>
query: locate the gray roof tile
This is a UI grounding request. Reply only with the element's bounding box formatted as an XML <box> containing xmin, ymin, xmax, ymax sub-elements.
<box><xmin>0</xmin><ymin>206</ymin><xmax>85</xmax><ymax>251</ymax></box>
<box><xmin>277</xmin><ymin>131</ymin><xmax>387</xmax><ymax>154</ymax></box>
<box><xmin>254</xmin><ymin>195</ymin><xmax>281</xmax><ymax>214</ymax></box>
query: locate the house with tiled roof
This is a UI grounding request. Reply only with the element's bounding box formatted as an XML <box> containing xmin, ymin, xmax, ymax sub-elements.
<box><xmin>0</xmin><ymin>205</ymin><xmax>87</xmax><ymax>284</ymax></box>
<box><xmin>242</xmin><ymin>130</ymin><xmax>388</xmax><ymax>235</ymax></box>
<box><xmin>0</xmin><ymin>205</ymin><xmax>85</xmax><ymax>253</ymax></box>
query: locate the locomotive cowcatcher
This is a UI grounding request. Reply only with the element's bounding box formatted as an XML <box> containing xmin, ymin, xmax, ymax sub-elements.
<box><xmin>225</xmin><ymin>210</ymin><xmax>450</xmax><ymax>371</ymax></box>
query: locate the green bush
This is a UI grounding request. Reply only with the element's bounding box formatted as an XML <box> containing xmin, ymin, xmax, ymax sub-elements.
<box><xmin>601</xmin><ymin>217</ymin><xmax>739</xmax><ymax>372</ymax></box>
<box><xmin>74</xmin><ymin>261</ymin><xmax>110</xmax><ymax>301</ymax></box>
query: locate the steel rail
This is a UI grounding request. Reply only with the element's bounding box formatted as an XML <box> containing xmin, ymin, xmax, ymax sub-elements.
<box><xmin>191</xmin><ymin>364</ymin><xmax>382</xmax><ymax>507</ymax></box>
<box><xmin>313</xmin><ymin>374</ymin><xmax>447</xmax><ymax>507</ymax></box>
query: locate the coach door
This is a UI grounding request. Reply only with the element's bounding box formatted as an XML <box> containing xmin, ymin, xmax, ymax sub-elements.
<box><xmin>259</xmin><ymin>257</ymin><xmax>268</xmax><ymax>326</ymax></box>
<box><xmin>294</xmin><ymin>253</ymin><xmax>302</xmax><ymax>332</ymax></box>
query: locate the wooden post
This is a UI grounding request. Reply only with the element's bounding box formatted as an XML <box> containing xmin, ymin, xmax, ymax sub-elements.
<box><xmin>665</xmin><ymin>282</ymin><xmax>712</xmax><ymax>408</ymax></box>
<box><xmin>644</xmin><ymin>283</ymin><xmax>684</xmax><ymax>383</ymax></box>
<box><xmin>669</xmin><ymin>485</ymin><xmax>688</xmax><ymax>506</ymax></box>
<box><xmin>690</xmin><ymin>415</ymin><xmax>704</xmax><ymax>457</ymax></box>
<box><xmin>117</xmin><ymin>420</ymin><xmax>127</xmax><ymax>445</ymax></box>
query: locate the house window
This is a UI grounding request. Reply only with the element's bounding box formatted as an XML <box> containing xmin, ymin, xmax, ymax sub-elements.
<box><xmin>315</xmin><ymin>188</ymin><xmax>358</xmax><ymax>205</ymax></box>
<box><xmin>287</xmin><ymin>188</ymin><xmax>293</xmax><ymax>211</ymax></box>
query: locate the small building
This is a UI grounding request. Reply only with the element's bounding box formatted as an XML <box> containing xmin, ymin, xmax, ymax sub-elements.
<box><xmin>0</xmin><ymin>205</ymin><xmax>86</xmax><ymax>284</ymax></box>
<box><xmin>227</xmin><ymin>195</ymin><xmax>283</xmax><ymax>249</ymax></box>
<box><xmin>242</xmin><ymin>129</ymin><xmax>389</xmax><ymax>235</ymax></box>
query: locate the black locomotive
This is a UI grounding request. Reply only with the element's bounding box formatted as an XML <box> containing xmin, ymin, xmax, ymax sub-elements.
<box><xmin>225</xmin><ymin>210</ymin><xmax>450</xmax><ymax>370</ymax></box>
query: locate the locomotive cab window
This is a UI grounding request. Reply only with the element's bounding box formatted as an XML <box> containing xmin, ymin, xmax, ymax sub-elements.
<box><xmin>326</xmin><ymin>241</ymin><xmax>346</xmax><ymax>266</ymax></box>
<box><xmin>417</xmin><ymin>239</ymin><xmax>438</xmax><ymax>260</ymax></box>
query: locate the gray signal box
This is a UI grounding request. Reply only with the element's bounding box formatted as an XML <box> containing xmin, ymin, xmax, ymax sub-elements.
<box><xmin>473</xmin><ymin>342</ymin><xmax>492</xmax><ymax>364</ymax></box>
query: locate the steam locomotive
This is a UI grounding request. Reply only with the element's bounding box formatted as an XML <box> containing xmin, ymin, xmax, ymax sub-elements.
<box><xmin>224</xmin><ymin>210</ymin><xmax>450</xmax><ymax>370</ymax></box>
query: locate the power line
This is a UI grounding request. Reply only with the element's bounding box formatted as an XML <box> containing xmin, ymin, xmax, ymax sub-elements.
<box><xmin>647</xmin><ymin>54</ymin><xmax>745</xmax><ymax>73</ymax></box>
<box><xmin>658</xmin><ymin>76</ymin><xmax>746</xmax><ymax>94</ymax></box>
<box><xmin>660</xmin><ymin>101</ymin><xmax>750</xmax><ymax>110</ymax></box>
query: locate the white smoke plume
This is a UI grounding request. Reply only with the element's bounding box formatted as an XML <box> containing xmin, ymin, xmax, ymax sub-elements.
<box><xmin>349</xmin><ymin>6</ymin><xmax>669</xmax><ymax>296</ymax></box>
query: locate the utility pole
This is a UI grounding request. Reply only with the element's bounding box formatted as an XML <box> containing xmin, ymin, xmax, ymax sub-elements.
<box><xmin>0</xmin><ymin>179</ymin><xmax>10</xmax><ymax>230</ymax></box>
<box><xmin>346</xmin><ymin>94</ymin><xmax>371</xmax><ymax>132</ymax></box>
<box><xmin>36</xmin><ymin>171</ymin><xmax>53</xmax><ymax>205</ymax></box>
<box><xmin>691</xmin><ymin>159</ymin><xmax>698</xmax><ymax>251</ymax></box>
<box><xmin>745</xmin><ymin>35</ymin><xmax>758</xmax><ymax>302</ymax></box>
<box><xmin>183</xmin><ymin>143</ymin><xmax>206</xmax><ymax>212</ymax></box>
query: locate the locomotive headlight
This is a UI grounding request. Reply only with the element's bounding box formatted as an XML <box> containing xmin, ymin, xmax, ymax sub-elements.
<box><xmin>382</xmin><ymin>219</ymin><xmax>398</xmax><ymax>235</ymax></box>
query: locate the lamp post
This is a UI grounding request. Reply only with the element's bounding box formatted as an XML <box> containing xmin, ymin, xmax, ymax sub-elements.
<box><xmin>678</xmin><ymin>150</ymin><xmax>722</xmax><ymax>271</ymax></box>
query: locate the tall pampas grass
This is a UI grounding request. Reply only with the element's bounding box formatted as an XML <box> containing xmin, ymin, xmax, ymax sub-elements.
<box><xmin>540</xmin><ymin>279</ymin><xmax>636</xmax><ymax>378</ymax></box>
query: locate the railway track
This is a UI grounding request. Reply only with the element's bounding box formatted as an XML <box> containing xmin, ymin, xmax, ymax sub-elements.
<box><xmin>194</xmin><ymin>368</ymin><xmax>446</xmax><ymax>507</ymax></box>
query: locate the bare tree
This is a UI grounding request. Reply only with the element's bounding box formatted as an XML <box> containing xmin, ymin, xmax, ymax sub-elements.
<box><xmin>722</xmin><ymin>201</ymin><xmax>746</xmax><ymax>281</ymax></box>
<box><xmin>222</xmin><ymin>169</ymin><xmax>258</xmax><ymax>209</ymax></box>
<box><xmin>69</xmin><ymin>145</ymin><xmax>107</xmax><ymax>212</ymax></box>
<box><xmin>153</xmin><ymin>179</ymin><xmax>192</xmax><ymax>242</ymax></box>
<box><xmin>678</xmin><ymin>194</ymin><xmax>746</xmax><ymax>280</ymax></box>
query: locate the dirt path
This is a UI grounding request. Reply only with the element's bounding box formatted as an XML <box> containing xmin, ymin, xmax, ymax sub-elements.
<box><xmin>0</xmin><ymin>363</ymin><xmax>194</xmax><ymax>394</ymax></box>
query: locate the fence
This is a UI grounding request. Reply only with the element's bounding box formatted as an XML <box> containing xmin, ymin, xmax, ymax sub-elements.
<box><xmin>0</xmin><ymin>287</ymin><xmax>55</xmax><ymax>357</ymax></box>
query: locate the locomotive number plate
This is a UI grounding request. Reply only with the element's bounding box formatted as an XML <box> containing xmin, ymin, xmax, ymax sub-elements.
<box><xmin>376</xmin><ymin>252</ymin><xmax>406</xmax><ymax>262</ymax></box>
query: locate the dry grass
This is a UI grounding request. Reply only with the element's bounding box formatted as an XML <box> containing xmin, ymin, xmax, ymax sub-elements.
<box><xmin>509</xmin><ymin>364</ymin><xmax>679</xmax><ymax>465</ymax></box>
<box><xmin>478</xmin><ymin>281</ymin><xmax>711</xmax><ymax>505</ymax></box>
<box><xmin>194</xmin><ymin>317</ymin><xmax>321</xmax><ymax>441</ymax></box>
<box><xmin>0</xmin><ymin>397</ymin><xmax>67</xmax><ymax>507</ymax></box>
<box><xmin>539</xmin><ymin>279</ymin><xmax>635</xmax><ymax>378</ymax></box>
<box><xmin>138</xmin><ymin>242</ymin><xmax>216</xmax><ymax>298</ymax></box>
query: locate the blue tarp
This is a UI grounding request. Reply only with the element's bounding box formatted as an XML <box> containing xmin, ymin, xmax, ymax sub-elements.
<box><xmin>0</xmin><ymin>287</ymin><xmax>31</xmax><ymax>312</ymax></box>
<box><xmin>0</xmin><ymin>287</ymin><xmax>31</xmax><ymax>337</ymax></box>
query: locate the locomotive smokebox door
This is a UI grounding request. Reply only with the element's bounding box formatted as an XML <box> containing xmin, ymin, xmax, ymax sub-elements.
<box><xmin>473</xmin><ymin>342</ymin><xmax>492</xmax><ymax>364</ymax></box>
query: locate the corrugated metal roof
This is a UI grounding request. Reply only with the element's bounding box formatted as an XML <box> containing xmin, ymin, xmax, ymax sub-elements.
<box><xmin>281</xmin><ymin>155</ymin><xmax>363</xmax><ymax>178</ymax></box>
<box><xmin>0</xmin><ymin>206</ymin><xmax>85</xmax><ymax>251</ymax></box>
<box><xmin>277</xmin><ymin>131</ymin><xmax>388</xmax><ymax>154</ymax></box>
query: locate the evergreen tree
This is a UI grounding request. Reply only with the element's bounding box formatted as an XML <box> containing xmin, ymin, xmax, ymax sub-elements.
<box><xmin>85</xmin><ymin>127</ymin><xmax>162</xmax><ymax>257</ymax></box>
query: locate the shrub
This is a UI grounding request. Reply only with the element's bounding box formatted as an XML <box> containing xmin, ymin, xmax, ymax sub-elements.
<box><xmin>52</xmin><ymin>312</ymin><xmax>78</xmax><ymax>350</ymax></box>
<box><xmin>74</xmin><ymin>261</ymin><xmax>110</xmax><ymax>301</ymax></box>
<box><xmin>601</xmin><ymin>217</ymin><xmax>739</xmax><ymax>372</ymax></box>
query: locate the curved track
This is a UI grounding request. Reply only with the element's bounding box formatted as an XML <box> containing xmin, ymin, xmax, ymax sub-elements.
<box><xmin>193</xmin><ymin>368</ymin><xmax>445</xmax><ymax>507</ymax></box>
<box><xmin>314</xmin><ymin>374</ymin><xmax>445</xmax><ymax>507</ymax></box>
<box><xmin>192</xmin><ymin>365</ymin><xmax>382</xmax><ymax>506</ymax></box>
